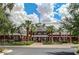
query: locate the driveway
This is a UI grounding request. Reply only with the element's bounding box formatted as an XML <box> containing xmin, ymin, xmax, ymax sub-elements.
<box><xmin>3</xmin><ymin>47</ymin><xmax>76</xmax><ymax>55</ymax></box>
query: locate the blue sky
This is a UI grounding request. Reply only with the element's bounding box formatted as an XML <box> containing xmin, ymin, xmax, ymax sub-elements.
<box><xmin>53</xmin><ymin>3</ymin><xmax>66</xmax><ymax>21</ymax></box>
<box><xmin>24</xmin><ymin>3</ymin><xmax>40</xmax><ymax>18</ymax></box>
<box><xmin>24</xmin><ymin>3</ymin><xmax>66</xmax><ymax>21</ymax></box>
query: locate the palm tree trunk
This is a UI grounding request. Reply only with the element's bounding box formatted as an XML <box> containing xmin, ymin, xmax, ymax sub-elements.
<box><xmin>48</xmin><ymin>33</ymin><xmax>51</xmax><ymax>42</ymax></box>
<box><xmin>3</xmin><ymin>34</ymin><xmax>5</xmax><ymax>45</ymax></box>
<box><xmin>52</xmin><ymin>33</ymin><xmax>54</xmax><ymax>43</ymax></box>
<box><xmin>26</xmin><ymin>27</ymin><xmax>29</xmax><ymax>41</ymax></box>
<box><xmin>78</xmin><ymin>35</ymin><xmax>79</xmax><ymax>43</ymax></box>
<box><xmin>69</xmin><ymin>32</ymin><xmax>72</xmax><ymax>43</ymax></box>
<box><xmin>59</xmin><ymin>32</ymin><xmax>61</xmax><ymax>42</ymax></box>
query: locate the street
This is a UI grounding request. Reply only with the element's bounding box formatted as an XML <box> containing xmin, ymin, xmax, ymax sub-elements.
<box><xmin>2</xmin><ymin>47</ymin><xmax>76</xmax><ymax>55</ymax></box>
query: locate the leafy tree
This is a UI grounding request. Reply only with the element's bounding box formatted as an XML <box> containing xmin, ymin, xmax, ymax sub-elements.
<box><xmin>62</xmin><ymin>3</ymin><xmax>79</xmax><ymax>42</ymax></box>
<box><xmin>62</xmin><ymin>3</ymin><xmax>79</xmax><ymax>36</ymax></box>
<box><xmin>0</xmin><ymin>3</ymin><xmax>14</xmax><ymax>43</ymax></box>
<box><xmin>0</xmin><ymin>3</ymin><xmax>14</xmax><ymax>34</ymax></box>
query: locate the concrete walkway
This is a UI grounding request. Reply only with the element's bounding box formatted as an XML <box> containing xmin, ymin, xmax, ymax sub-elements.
<box><xmin>0</xmin><ymin>43</ymin><xmax>78</xmax><ymax>48</ymax></box>
<box><xmin>29</xmin><ymin>43</ymin><xmax>72</xmax><ymax>48</ymax></box>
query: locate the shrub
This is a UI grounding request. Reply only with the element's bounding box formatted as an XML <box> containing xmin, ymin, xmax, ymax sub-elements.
<box><xmin>24</xmin><ymin>41</ymin><xmax>34</xmax><ymax>45</ymax></box>
<box><xmin>12</xmin><ymin>42</ymin><xmax>24</xmax><ymax>45</ymax></box>
<box><xmin>77</xmin><ymin>49</ymin><xmax>79</xmax><ymax>54</ymax></box>
<box><xmin>72</xmin><ymin>41</ymin><xmax>78</xmax><ymax>44</ymax></box>
<box><xmin>12</xmin><ymin>41</ymin><xmax>34</xmax><ymax>45</ymax></box>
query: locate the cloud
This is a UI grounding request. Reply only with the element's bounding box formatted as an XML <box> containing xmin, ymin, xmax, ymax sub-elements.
<box><xmin>26</xmin><ymin>13</ymin><xmax>39</xmax><ymax>24</ymax></box>
<box><xmin>9</xmin><ymin>3</ymin><xmax>70</xmax><ymax>29</ymax></box>
<box><xmin>58</xmin><ymin>4</ymin><xmax>70</xmax><ymax>17</ymax></box>
<box><xmin>9</xmin><ymin>3</ymin><xmax>39</xmax><ymax>26</ymax></box>
<box><xmin>37</xmin><ymin>3</ymin><xmax>53</xmax><ymax>15</ymax></box>
<box><xmin>37</xmin><ymin>3</ymin><xmax>60</xmax><ymax>28</ymax></box>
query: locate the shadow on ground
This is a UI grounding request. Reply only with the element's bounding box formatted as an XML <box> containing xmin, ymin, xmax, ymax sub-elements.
<box><xmin>46</xmin><ymin>51</ymin><xmax>75</xmax><ymax>55</ymax></box>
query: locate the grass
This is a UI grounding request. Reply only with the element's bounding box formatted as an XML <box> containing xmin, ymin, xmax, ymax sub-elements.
<box><xmin>0</xmin><ymin>41</ymin><xmax>34</xmax><ymax>45</ymax></box>
<box><xmin>12</xmin><ymin>41</ymin><xmax>34</xmax><ymax>45</ymax></box>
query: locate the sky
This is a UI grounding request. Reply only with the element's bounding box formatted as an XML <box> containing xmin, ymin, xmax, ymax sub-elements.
<box><xmin>24</xmin><ymin>3</ymin><xmax>67</xmax><ymax>21</ymax></box>
<box><xmin>10</xmin><ymin>3</ymin><xmax>69</xmax><ymax>28</ymax></box>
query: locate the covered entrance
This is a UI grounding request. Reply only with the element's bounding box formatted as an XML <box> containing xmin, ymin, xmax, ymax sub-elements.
<box><xmin>32</xmin><ymin>35</ymin><xmax>48</xmax><ymax>42</ymax></box>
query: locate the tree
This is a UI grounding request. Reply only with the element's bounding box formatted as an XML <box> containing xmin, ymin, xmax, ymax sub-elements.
<box><xmin>46</xmin><ymin>25</ymin><xmax>55</xmax><ymax>42</ymax></box>
<box><xmin>21</xmin><ymin>20</ymin><xmax>32</xmax><ymax>41</ymax></box>
<box><xmin>30</xmin><ymin>24</ymin><xmax>36</xmax><ymax>34</ymax></box>
<box><xmin>6</xmin><ymin>3</ymin><xmax>14</xmax><ymax>11</ymax></box>
<box><xmin>0</xmin><ymin>3</ymin><xmax>14</xmax><ymax>34</ymax></box>
<box><xmin>62</xmin><ymin>3</ymin><xmax>79</xmax><ymax>42</ymax></box>
<box><xmin>57</xmin><ymin>27</ymin><xmax>64</xmax><ymax>42</ymax></box>
<box><xmin>0</xmin><ymin>3</ymin><xmax>14</xmax><ymax>43</ymax></box>
<box><xmin>30</xmin><ymin>24</ymin><xmax>36</xmax><ymax>41</ymax></box>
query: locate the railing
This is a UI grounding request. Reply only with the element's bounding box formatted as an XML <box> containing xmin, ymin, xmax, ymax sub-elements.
<box><xmin>0</xmin><ymin>34</ymin><xmax>78</xmax><ymax>41</ymax></box>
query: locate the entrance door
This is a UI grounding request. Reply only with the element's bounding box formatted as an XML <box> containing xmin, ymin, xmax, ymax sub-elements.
<box><xmin>36</xmin><ymin>37</ymin><xmax>41</xmax><ymax>42</ymax></box>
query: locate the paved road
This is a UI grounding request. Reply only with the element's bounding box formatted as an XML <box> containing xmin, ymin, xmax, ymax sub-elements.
<box><xmin>3</xmin><ymin>47</ymin><xmax>76</xmax><ymax>55</ymax></box>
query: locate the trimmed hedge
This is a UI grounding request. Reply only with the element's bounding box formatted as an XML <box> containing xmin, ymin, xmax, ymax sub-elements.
<box><xmin>12</xmin><ymin>41</ymin><xmax>34</xmax><ymax>45</ymax></box>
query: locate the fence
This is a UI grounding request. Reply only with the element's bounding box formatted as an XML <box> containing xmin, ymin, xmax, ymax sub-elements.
<box><xmin>0</xmin><ymin>34</ymin><xmax>78</xmax><ymax>42</ymax></box>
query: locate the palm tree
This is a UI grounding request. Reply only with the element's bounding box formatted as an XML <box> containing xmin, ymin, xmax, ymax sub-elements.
<box><xmin>57</xmin><ymin>27</ymin><xmax>63</xmax><ymax>42</ymax></box>
<box><xmin>0</xmin><ymin>3</ymin><xmax>14</xmax><ymax>44</ymax></box>
<box><xmin>46</xmin><ymin>26</ymin><xmax>55</xmax><ymax>43</ymax></box>
<box><xmin>0</xmin><ymin>3</ymin><xmax>14</xmax><ymax>11</ymax></box>
<box><xmin>30</xmin><ymin>24</ymin><xmax>36</xmax><ymax>34</ymax></box>
<box><xmin>6</xmin><ymin>3</ymin><xmax>14</xmax><ymax>11</ymax></box>
<box><xmin>30</xmin><ymin>24</ymin><xmax>36</xmax><ymax>41</ymax></box>
<box><xmin>21</xmin><ymin>20</ymin><xmax>32</xmax><ymax>41</ymax></box>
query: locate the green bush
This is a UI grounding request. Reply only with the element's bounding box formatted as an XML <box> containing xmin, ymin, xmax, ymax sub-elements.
<box><xmin>72</xmin><ymin>41</ymin><xmax>78</xmax><ymax>44</ymax></box>
<box><xmin>77</xmin><ymin>49</ymin><xmax>79</xmax><ymax>54</ymax></box>
<box><xmin>12</xmin><ymin>42</ymin><xmax>24</xmax><ymax>45</ymax></box>
<box><xmin>24</xmin><ymin>41</ymin><xmax>34</xmax><ymax>45</ymax></box>
<box><xmin>12</xmin><ymin>41</ymin><xmax>34</xmax><ymax>45</ymax></box>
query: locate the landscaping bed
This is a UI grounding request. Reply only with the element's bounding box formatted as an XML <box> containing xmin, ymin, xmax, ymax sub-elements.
<box><xmin>0</xmin><ymin>48</ymin><xmax>13</xmax><ymax>55</ymax></box>
<box><xmin>12</xmin><ymin>41</ymin><xmax>34</xmax><ymax>45</ymax></box>
<box><xmin>0</xmin><ymin>41</ymin><xmax>34</xmax><ymax>45</ymax></box>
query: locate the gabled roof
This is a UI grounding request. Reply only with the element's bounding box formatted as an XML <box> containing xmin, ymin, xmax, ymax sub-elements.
<box><xmin>36</xmin><ymin>25</ymin><xmax>46</xmax><ymax>32</ymax></box>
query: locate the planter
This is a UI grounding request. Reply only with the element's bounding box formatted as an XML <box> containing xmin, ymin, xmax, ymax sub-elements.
<box><xmin>2</xmin><ymin>49</ymin><xmax>13</xmax><ymax>53</ymax></box>
<box><xmin>76</xmin><ymin>50</ymin><xmax>79</xmax><ymax>55</ymax></box>
<box><xmin>74</xmin><ymin>48</ymin><xmax>79</xmax><ymax>55</ymax></box>
<box><xmin>75</xmin><ymin>52</ymin><xmax>79</xmax><ymax>55</ymax></box>
<box><xmin>0</xmin><ymin>48</ymin><xmax>13</xmax><ymax>55</ymax></box>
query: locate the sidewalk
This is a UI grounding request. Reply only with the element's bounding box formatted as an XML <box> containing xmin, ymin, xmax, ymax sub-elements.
<box><xmin>28</xmin><ymin>43</ymin><xmax>72</xmax><ymax>48</ymax></box>
<box><xmin>0</xmin><ymin>43</ymin><xmax>78</xmax><ymax>48</ymax></box>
